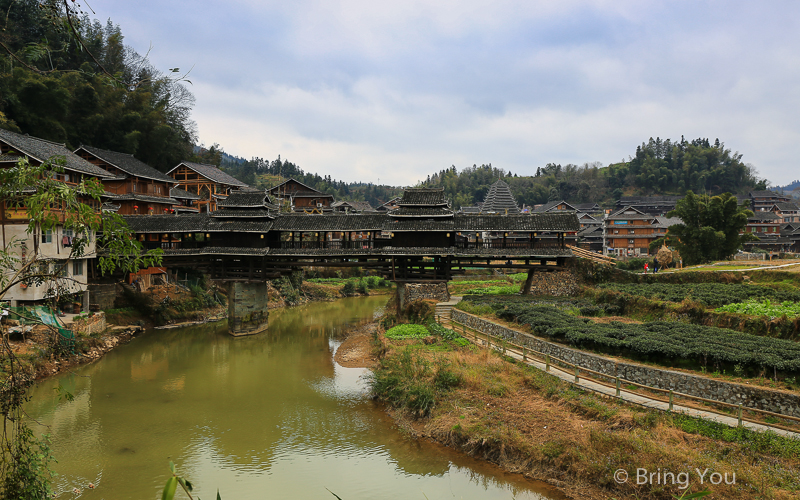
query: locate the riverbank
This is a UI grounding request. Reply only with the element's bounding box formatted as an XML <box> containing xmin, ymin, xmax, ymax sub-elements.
<box><xmin>370</xmin><ymin>322</ymin><xmax>800</xmax><ymax>500</ymax></box>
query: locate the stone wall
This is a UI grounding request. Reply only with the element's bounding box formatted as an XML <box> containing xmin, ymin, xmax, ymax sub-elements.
<box><xmin>87</xmin><ymin>283</ymin><xmax>121</xmax><ymax>311</ymax></box>
<box><xmin>227</xmin><ymin>282</ymin><xmax>270</xmax><ymax>336</ymax></box>
<box><xmin>523</xmin><ymin>271</ymin><xmax>580</xmax><ymax>296</ymax></box>
<box><xmin>397</xmin><ymin>282</ymin><xmax>449</xmax><ymax>309</ymax></box>
<box><xmin>69</xmin><ymin>312</ymin><xmax>106</xmax><ymax>336</ymax></box>
<box><xmin>452</xmin><ymin>309</ymin><xmax>800</xmax><ymax>418</ymax></box>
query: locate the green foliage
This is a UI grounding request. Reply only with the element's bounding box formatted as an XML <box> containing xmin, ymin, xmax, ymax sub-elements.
<box><xmin>597</xmin><ymin>282</ymin><xmax>800</xmax><ymax>308</ymax></box>
<box><xmin>615</xmin><ymin>257</ymin><xmax>651</xmax><ymax>272</ymax></box>
<box><xmin>664</xmin><ymin>191</ymin><xmax>755</xmax><ymax>264</ymax></box>
<box><xmin>426</xmin><ymin>321</ymin><xmax>471</xmax><ymax>347</ymax></box>
<box><xmin>0</xmin><ymin>4</ymin><xmax>195</xmax><ymax>170</ymax></box>
<box><xmin>368</xmin><ymin>348</ymin><xmax>461</xmax><ymax>418</ymax></box>
<box><xmin>1</xmin><ymin>429</ymin><xmax>55</xmax><ymax>500</ymax></box>
<box><xmin>716</xmin><ymin>300</ymin><xmax>800</xmax><ymax>319</ymax></box>
<box><xmin>341</xmin><ymin>280</ymin><xmax>356</xmax><ymax>296</ymax></box>
<box><xmin>492</xmin><ymin>302</ymin><xmax>800</xmax><ymax>373</ymax></box>
<box><xmin>463</xmin><ymin>284</ymin><xmax>520</xmax><ymax>295</ymax></box>
<box><xmin>385</xmin><ymin>324</ymin><xmax>429</xmax><ymax>339</ymax></box>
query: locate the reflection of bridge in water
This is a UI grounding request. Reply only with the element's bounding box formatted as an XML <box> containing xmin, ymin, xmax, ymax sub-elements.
<box><xmin>124</xmin><ymin>188</ymin><xmax>580</xmax><ymax>335</ymax></box>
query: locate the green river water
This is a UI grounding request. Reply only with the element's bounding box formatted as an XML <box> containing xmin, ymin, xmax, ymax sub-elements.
<box><xmin>26</xmin><ymin>296</ymin><xmax>559</xmax><ymax>499</ymax></box>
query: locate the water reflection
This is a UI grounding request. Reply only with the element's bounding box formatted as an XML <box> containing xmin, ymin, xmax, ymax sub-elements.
<box><xmin>26</xmin><ymin>296</ymin><xmax>558</xmax><ymax>499</ymax></box>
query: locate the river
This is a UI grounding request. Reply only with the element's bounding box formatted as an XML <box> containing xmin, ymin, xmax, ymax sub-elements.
<box><xmin>26</xmin><ymin>296</ymin><xmax>560</xmax><ymax>499</ymax></box>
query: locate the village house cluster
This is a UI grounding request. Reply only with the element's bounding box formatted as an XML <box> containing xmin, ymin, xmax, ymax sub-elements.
<box><xmin>1</xmin><ymin>129</ymin><xmax>799</xmax><ymax>312</ymax></box>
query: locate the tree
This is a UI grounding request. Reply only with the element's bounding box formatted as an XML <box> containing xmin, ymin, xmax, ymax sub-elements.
<box><xmin>661</xmin><ymin>191</ymin><xmax>755</xmax><ymax>265</ymax></box>
<box><xmin>0</xmin><ymin>157</ymin><xmax>162</xmax><ymax>498</ymax></box>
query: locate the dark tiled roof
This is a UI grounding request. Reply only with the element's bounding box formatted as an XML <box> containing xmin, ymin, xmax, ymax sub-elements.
<box><xmin>533</xmin><ymin>200</ymin><xmax>577</xmax><ymax>213</ymax></box>
<box><xmin>164</xmin><ymin>247</ymin><xmax>270</xmax><ymax>257</ymax></box>
<box><xmin>332</xmin><ymin>200</ymin><xmax>374</xmax><ymax>212</ymax></box>
<box><xmin>459</xmin><ymin>206</ymin><xmax>481</xmax><ymax>214</ymax></box>
<box><xmin>386</xmin><ymin>219</ymin><xmax>454</xmax><ymax>232</ymax></box>
<box><xmin>574</xmin><ymin>203</ymin><xmax>601</xmax><ymax>211</ymax></box>
<box><xmin>268</xmin><ymin>178</ymin><xmax>326</xmax><ymax>196</ymax></box>
<box><xmin>76</xmin><ymin>145</ymin><xmax>176</xmax><ymax>183</ymax></box>
<box><xmin>376</xmin><ymin>196</ymin><xmax>402</xmax><ymax>210</ymax></box>
<box><xmin>170</xmin><ymin>187</ymin><xmax>201</xmax><ymax>200</ymax></box>
<box><xmin>750</xmin><ymin>190</ymin><xmax>789</xmax><ymax>198</ymax></box>
<box><xmin>617</xmin><ymin>196</ymin><xmax>680</xmax><ymax>204</ymax></box>
<box><xmin>608</xmin><ymin>206</ymin><xmax>649</xmax><ymax>218</ymax></box>
<box><xmin>272</xmin><ymin>214</ymin><xmax>388</xmax><ymax>232</ymax></box>
<box><xmin>123</xmin><ymin>214</ymin><xmax>209</xmax><ymax>233</ymax></box>
<box><xmin>773</xmin><ymin>202</ymin><xmax>799</xmax><ymax>211</ymax></box>
<box><xmin>209</xmin><ymin>208</ymin><xmax>274</xmax><ymax>218</ymax></box>
<box><xmin>0</xmin><ymin>128</ymin><xmax>114</xmax><ymax>178</ymax></box>
<box><xmin>454</xmin><ymin>214</ymin><xmax>580</xmax><ymax>232</ymax></box>
<box><xmin>114</xmin><ymin>194</ymin><xmax>179</xmax><ymax>204</ymax></box>
<box><xmin>101</xmin><ymin>203</ymin><xmax>121</xmax><ymax>212</ymax></box>
<box><xmin>481</xmin><ymin>180</ymin><xmax>520</xmax><ymax>214</ymax></box>
<box><xmin>0</xmin><ymin>153</ymin><xmax>22</xmax><ymax>162</ymax></box>
<box><xmin>652</xmin><ymin>216</ymin><xmax>682</xmax><ymax>228</ymax></box>
<box><xmin>398</xmin><ymin>188</ymin><xmax>448</xmax><ymax>206</ymax></box>
<box><xmin>748</xmin><ymin>212</ymin><xmax>782</xmax><ymax>221</ymax></box>
<box><xmin>217</xmin><ymin>191</ymin><xmax>269</xmax><ymax>208</ymax></box>
<box><xmin>167</xmin><ymin>162</ymin><xmax>249</xmax><ymax>187</ymax></box>
<box><xmin>389</xmin><ymin>207</ymin><xmax>454</xmax><ymax>217</ymax></box>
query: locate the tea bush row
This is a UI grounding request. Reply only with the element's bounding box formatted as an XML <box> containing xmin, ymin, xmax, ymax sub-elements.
<box><xmin>495</xmin><ymin>304</ymin><xmax>800</xmax><ymax>372</ymax></box>
<box><xmin>597</xmin><ymin>283</ymin><xmax>800</xmax><ymax>307</ymax></box>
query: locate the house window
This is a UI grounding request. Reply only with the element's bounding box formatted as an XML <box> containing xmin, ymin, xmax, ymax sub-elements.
<box><xmin>628</xmin><ymin>239</ymin><xmax>635</xmax><ymax>244</ymax></box>
<box><xmin>73</xmin><ymin>260</ymin><xmax>83</xmax><ymax>276</ymax></box>
<box><xmin>41</xmin><ymin>229</ymin><xmax>52</xmax><ymax>243</ymax></box>
<box><xmin>57</xmin><ymin>260</ymin><xmax>68</xmax><ymax>277</ymax></box>
<box><xmin>132</xmin><ymin>183</ymin><xmax>137</xmax><ymax>192</ymax></box>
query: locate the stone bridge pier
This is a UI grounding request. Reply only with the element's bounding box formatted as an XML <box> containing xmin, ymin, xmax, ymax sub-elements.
<box><xmin>226</xmin><ymin>281</ymin><xmax>270</xmax><ymax>336</ymax></box>
<box><xmin>395</xmin><ymin>281</ymin><xmax>450</xmax><ymax>310</ymax></box>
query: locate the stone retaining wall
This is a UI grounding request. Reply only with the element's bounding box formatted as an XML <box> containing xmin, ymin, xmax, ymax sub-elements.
<box><xmin>69</xmin><ymin>312</ymin><xmax>106</xmax><ymax>336</ymax></box>
<box><xmin>452</xmin><ymin>309</ymin><xmax>800</xmax><ymax>418</ymax></box>
<box><xmin>525</xmin><ymin>271</ymin><xmax>580</xmax><ymax>296</ymax></box>
<box><xmin>398</xmin><ymin>282</ymin><xmax>449</xmax><ymax>309</ymax></box>
<box><xmin>87</xmin><ymin>283</ymin><xmax>120</xmax><ymax>310</ymax></box>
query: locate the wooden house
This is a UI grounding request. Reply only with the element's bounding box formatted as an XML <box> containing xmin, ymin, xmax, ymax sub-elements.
<box><xmin>167</xmin><ymin>161</ymin><xmax>250</xmax><ymax>212</ymax></box>
<box><xmin>387</xmin><ymin>188</ymin><xmax>454</xmax><ymax>247</ymax></box>
<box><xmin>268</xmin><ymin>178</ymin><xmax>335</xmax><ymax>212</ymax></box>
<box><xmin>75</xmin><ymin>145</ymin><xmax>179</xmax><ymax>215</ymax></box>
<box><xmin>0</xmin><ymin>129</ymin><xmax>116</xmax><ymax>309</ymax></box>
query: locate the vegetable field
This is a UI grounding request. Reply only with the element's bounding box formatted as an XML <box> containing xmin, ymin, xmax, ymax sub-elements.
<box><xmin>716</xmin><ymin>300</ymin><xmax>800</xmax><ymax>319</ymax></box>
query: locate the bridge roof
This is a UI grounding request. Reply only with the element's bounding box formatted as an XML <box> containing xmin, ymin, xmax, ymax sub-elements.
<box><xmin>123</xmin><ymin>214</ymin><xmax>272</xmax><ymax>233</ymax></box>
<box><xmin>454</xmin><ymin>214</ymin><xmax>579</xmax><ymax>232</ymax></box>
<box><xmin>272</xmin><ymin>214</ymin><xmax>387</xmax><ymax>231</ymax></box>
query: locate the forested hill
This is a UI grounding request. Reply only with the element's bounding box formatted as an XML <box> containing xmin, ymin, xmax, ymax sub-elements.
<box><xmin>210</xmin><ymin>136</ymin><xmax>766</xmax><ymax>210</ymax></box>
<box><xmin>0</xmin><ymin>0</ymin><xmax>196</xmax><ymax>171</ymax></box>
<box><xmin>417</xmin><ymin>137</ymin><xmax>766</xmax><ymax>209</ymax></box>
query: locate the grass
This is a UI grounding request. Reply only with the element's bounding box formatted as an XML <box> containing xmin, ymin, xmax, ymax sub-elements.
<box><xmin>370</xmin><ymin>333</ymin><xmax>800</xmax><ymax>499</ymax></box>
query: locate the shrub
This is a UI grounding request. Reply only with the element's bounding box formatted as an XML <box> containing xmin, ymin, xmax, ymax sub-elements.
<box><xmin>341</xmin><ymin>281</ymin><xmax>356</xmax><ymax>296</ymax></box>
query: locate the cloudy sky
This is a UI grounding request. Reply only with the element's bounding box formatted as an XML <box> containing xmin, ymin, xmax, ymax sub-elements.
<box><xmin>100</xmin><ymin>0</ymin><xmax>799</xmax><ymax>186</ymax></box>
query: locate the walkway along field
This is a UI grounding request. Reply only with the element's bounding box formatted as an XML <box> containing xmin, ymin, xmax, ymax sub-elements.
<box><xmin>440</xmin><ymin>309</ymin><xmax>800</xmax><ymax>438</ymax></box>
<box><xmin>370</xmin><ymin>304</ymin><xmax>800</xmax><ymax>499</ymax></box>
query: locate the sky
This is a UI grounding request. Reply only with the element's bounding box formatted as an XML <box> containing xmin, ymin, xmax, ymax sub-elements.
<box><xmin>98</xmin><ymin>0</ymin><xmax>800</xmax><ymax>187</ymax></box>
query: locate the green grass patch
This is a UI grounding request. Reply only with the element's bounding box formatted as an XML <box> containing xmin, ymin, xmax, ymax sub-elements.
<box><xmin>385</xmin><ymin>324</ymin><xmax>430</xmax><ymax>339</ymax></box>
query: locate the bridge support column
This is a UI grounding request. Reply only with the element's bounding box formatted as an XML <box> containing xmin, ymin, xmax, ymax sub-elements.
<box><xmin>227</xmin><ymin>281</ymin><xmax>270</xmax><ymax>336</ymax></box>
<box><xmin>522</xmin><ymin>268</ymin><xmax>535</xmax><ymax>295</ymax></box>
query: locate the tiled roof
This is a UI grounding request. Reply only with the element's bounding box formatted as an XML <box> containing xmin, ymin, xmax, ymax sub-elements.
<box><xmin>574</xmin><ymin>203</ymin><xmax>601</xmax><ymax>211</ymax></box>
<box><xmin>608</xmin><ymin>206</ymin><xmax>649</xmax><ymax>218</ymax></box>
<box><xmin>170</xmin><ymin>187</ymin><xmax>201</xmax><ymax>200</ymax></box>
<box><xmin>398</xmin><ymin>188</ymin><xmax>448</xmax><ymax>206</ymax></box>
<box><xmin>114</xmin><ymin>194</ymin><xmax>179</xmax><ymax>204</ymax></box>
<box><xmin>389</xmin><ymin>207</ymin><xmax>454</xmax><ymax>218</ymax></box>
<box><xmin>386</xmin><ymin>219</ymin><xmax>454</xmax><ymax>232</ymax></box>
<box><xmin>123</xmin><ymin>214</ymin><xmax>209</xmax><ymax>233</ymax></box>
<box><xmin>376</xmin><ymin>196</ymin><xmax>402</xmax><ymax>210</ymax></box>
<box><xmin>481</xmin><ymin>180</ymin><xmax>520</xmax><ymax>214</ymax></box>
<box><xmin>167</xmin><ymin>162</ymin><xmax>249</xmax><ymax>187</ymax></box>
<box><xmin>217</xmin><ymin>191</ymin><xmax>269</xmax><ymax>208</ymax></box>
<box><xmin>268</xmin><ymin>178</ymin><xmax>326</xmax><ymax>196</ymax></box>
<box><xmin>0</xmin><ymin>128</ymin><xmax>114</xmax><ymax>178</ymax></box>
<box><xmin>164</xmin><ymin>247</ymin><xmax>271</xmax><ymax>257</ymax></box>
<box><xmin>533</xmin><ymin>200</ymin><xmax>577</xmax><ymax>213</ymax></box>
<box><xmin>0</xmin><ymin>153</ymin><xmax>22</xmax><ymax>162</ymax></box>
<box><xmin>652</xmin><ymin>216</ymin><xmax>682</xmax><ymax>228</ymax></box>
<box><xmin>272</xmin><ymin>214</ymin><xmax>388</xmax><ymax>232</ymax></box>
<box><xmin>748</xmin><ymin>212</ymin><xmax>782</xmax><ymax>221</ymax></box>
<box><xmin>617</xmin><ymin>196</ymin><xmax>680</xmax><ymax>204</ymax></box>
<box><xmin>332</xmin><ymin>200</ymin><xmax>374</xmax><ymax>212</ymax></box>
<box><xmin>750</xmin><ymin>190</ymin><xmax>788</xmax><ymax>198</ymax></box>
<box><xmin>454</xmin><ymin>214</ymin><xmax>580</xmax><ymax>232</ymax></box>
<box><xmin>209</xmin><ymin>208</ymin><xmax>274</xmax><ymax>218</ymax></box>
<box><xmin>772</xmin><ymin>202</ymin><xmax>799</xmax><ymax>211</ymax></box>
<box><xmin>76</xmin><ymin>145</ymin><xmax>176</xmax><ymax>183</ymax></box>
<box><xmin>459</xmin><ymin>206</ymin><xmax>481</xmax><ymax>214</ymax></box>
<box><xmin>101</xmin><ymin>203</ymin><xmax>121</xmax><ymax>212</ymax></box>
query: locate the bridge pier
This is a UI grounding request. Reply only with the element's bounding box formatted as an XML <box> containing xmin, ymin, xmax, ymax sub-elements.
<box><xmin>226</xmin><ymin>281</ymin><xmax>270</xmax><ymax>336</ymax></box>
<box><xmin>395</xmin><ymin>281</ymin><xmax>450</xmax><ymax>311</ymax></box>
